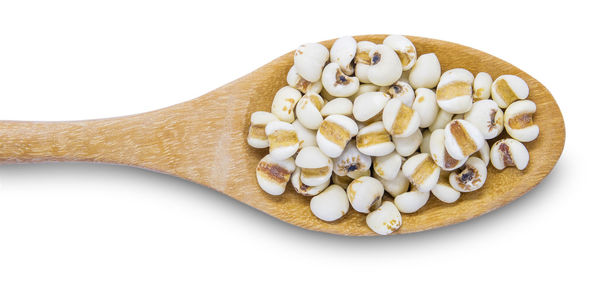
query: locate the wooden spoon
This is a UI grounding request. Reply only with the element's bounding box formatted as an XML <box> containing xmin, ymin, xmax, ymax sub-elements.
<box><xmin>0</xmin><ymin>35</ymin><xmax>565</xmax><ymax>235</ymax></box>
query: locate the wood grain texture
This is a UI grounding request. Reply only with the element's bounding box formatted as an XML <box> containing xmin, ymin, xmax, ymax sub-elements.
<box><xmin>0</xmin><ymin>35</ymin><xmax>565</xmax><ymax>236</ymax></box>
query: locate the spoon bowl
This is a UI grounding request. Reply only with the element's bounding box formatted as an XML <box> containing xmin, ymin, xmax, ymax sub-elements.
<box><xmin>0</xmin><ymin>35</ymin><xmax>565</xmax><ymax>235</ymax></box>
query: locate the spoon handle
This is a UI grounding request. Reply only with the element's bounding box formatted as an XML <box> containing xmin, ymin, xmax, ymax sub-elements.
<box><xmin>0</xmin><ymin>114</ymin><xmax>167</xmax><ymax>165</ymax></box>
<box><xmin>0</xmin><ymin>90</ymin><xmax>249</xmax><ymax>189</ymax></box>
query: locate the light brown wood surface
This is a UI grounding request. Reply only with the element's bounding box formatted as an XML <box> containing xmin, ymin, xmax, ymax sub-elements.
<box><xmin>0</xmin><ymin>35</ymin><xmax>565</xmax><ymax>236</ymax></box>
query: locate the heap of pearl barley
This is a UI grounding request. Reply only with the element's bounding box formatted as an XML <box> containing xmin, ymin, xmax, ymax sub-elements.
<box><xmin>247</xmin><ymin>34</ymin><xmax>539</xmax><ymax>236</ymax></box>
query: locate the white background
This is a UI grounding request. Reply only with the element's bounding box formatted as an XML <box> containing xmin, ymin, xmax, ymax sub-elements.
<box><xmin>0</xmin><ymin>0</ymin><xmax>597</xmax><ymax>282</ymax></box>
